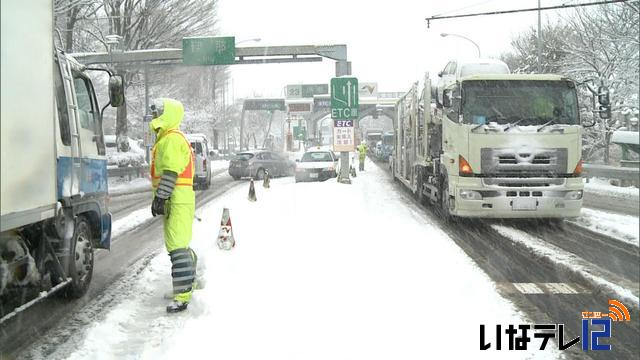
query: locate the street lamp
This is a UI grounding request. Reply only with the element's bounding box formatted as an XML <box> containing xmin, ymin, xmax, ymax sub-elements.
<box><xmin>440</xmin><ymin>33</ymin><xmax>481</xmax><ymax>58</ymax></box>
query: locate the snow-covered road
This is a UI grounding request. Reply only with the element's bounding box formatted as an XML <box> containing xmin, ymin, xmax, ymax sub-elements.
<box><xmin>27</xmin><ymin>162</ymin><xmax>554</xmax><ymax>359</ymax></box>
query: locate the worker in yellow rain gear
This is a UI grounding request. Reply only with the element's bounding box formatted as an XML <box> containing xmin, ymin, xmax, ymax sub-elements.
<box><xmin>357</xmin><ymin>141</ymin><xmax>368</xmax><ymax>171</ymax></box>
<box><xmin>149</xmin><ymin>98</ymin><xmax>198</xmax><ymax>313</ymax></box>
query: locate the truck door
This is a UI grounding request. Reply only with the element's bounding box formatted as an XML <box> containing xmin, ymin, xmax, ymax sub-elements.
<box><xmin>72</xmin><ymin>74</ymin><xmax>107</xmax><ymax>196</ymax></box>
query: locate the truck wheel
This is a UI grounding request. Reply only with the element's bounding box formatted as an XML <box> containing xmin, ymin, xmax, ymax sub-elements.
<box><xmin>439</xmin><ymin>175</ymin><xmax>453</xmax><ymax>221</ymax></box>
<box><xmin>64</xmin><ymin>217</ymin><xmax>94</xmax><ymax>298</ymax></box>
<box><xmin>416</xmin><ymin>171</ymin><xmax>425</xmax><ymax>205</ymax></box>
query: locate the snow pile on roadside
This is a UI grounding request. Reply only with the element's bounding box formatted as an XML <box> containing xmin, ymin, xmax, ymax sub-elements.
<box><xmin>584</xmin><ymin>178</ymin><xmax>639</xmax><ymax>201</ymax></box>
<box><xmin>111</xmin><ymin>206</ymin><xmax>153</xmax><ymax>238</ymax></box>
<box><xmin>210</xmin><ymin>159</ymin><xmax>229</xmax><ymax>172</ymax></box>
<box><xmin>109</xmin><ymin>177</ymin><xmax>151</xmax><ymax>195</ymax></box>
<box><xmin>572</xmin><ymin>208</ymin><xmax>639</xmax><ymax>247</ymax></box>
<box><xmin>492</xmin><ymin>225</ymin><xmax>639</xmax><ymax>308</ymax></box>
<box><xmin>52</xmin><ymin>161</ymin><xmax>554</xmax><ymax>359</ymax></box>
<box><xmin>106</xmin><ymin>136</ymin><xmax>147</xmax><ymax>168</ymax></box>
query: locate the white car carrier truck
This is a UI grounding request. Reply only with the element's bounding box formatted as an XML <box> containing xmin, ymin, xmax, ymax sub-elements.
<box><xmin>0</xmin><ymin>0</ymin><xmax>124</xmax><ymax>323</ymax></box>
<box><xmin>392</xmin><ymin>72</ymin><xmax>604</xmax><ymax>219</ymax></box>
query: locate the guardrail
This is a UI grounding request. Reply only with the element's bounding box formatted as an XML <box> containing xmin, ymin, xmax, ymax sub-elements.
<box><xmin>583</xmin><ymin>163</ymin><xmax>639</xmax><ymax>185</ymax></box>
<box><xmin>108</xmin><ymin>166</ymin><xmax>148</xmax><ymax>181</ymax></box>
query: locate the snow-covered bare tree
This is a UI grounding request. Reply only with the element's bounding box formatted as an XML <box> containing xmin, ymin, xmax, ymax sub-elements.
<box><xmin>55</xmin><ymin>0</ymin><xmax>223</xmax><ymax>152</ymax></box>
<box><xmin>500</xmin><ymin>21</ymin><xmax>569</xmax><ymax>74</ymax></box>
<box><xmin>560</xmin><ymin>2</ymin><xmax>639</xmax><ymax>163</ymax></box>
<box><xmin>502</xmin><ymin>2</ymin><xmax>639</xmax><ymax>163</ymax></box>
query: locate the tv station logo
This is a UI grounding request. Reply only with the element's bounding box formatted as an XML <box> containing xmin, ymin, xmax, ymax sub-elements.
<box><xmin>480</xmin><ymin>299</ymin><xmax>631</xmax><ymax>352</ymax></box>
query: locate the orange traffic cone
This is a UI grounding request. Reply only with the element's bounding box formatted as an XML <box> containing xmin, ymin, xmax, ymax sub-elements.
<box><xmin>263</xmin><ymin>169</ymin><xmax>271</xmax><ymax>188</ymax></box>
<box><xmin>248</xmin><ymin>178</ymin><xmax>257</xmax><ymax>202</ymax></box>
<box><xmin>216</xmin><ymin>208</ymin><xmax>235</xmax><ymax>250</ymax></box>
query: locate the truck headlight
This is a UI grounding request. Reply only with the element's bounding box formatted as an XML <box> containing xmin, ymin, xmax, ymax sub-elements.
<box><xmin>565</xmin><ymin>190</ymin><xmax>583</xmax><ymax>200</ymax></box>
<box><xmin>459</xmin><ymin>190</ymin><xmax>482</xmax><ymax>200</ymax></box>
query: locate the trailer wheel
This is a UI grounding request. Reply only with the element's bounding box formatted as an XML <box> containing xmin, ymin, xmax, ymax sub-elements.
<box><xmin>63</xmin><ymin>217</ymin><xmax>94</xmax><ymax>298</ymax></box>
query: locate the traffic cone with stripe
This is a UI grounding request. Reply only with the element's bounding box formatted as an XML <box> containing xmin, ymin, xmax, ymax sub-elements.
<box><xmin>217</xmin><ymin>207</ymin><xmax>235</xmax><ymax>250</ymax></box>
<box><xmin>248</xmin><ymin>178</ymin><xmax>257</xmax><ymax>202</ymax></box>
<box><xmin>263</xmin><ymin>169</ymin><xmax>270</xmax><ymax>188</ymax></box>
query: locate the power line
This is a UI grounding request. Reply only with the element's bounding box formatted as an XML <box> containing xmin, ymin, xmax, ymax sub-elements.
<box><xmin>425</xmin><ymin>0</ymin><xmax>630</xmax><ymax>27</ymax></box>
<box><xmin>432</xmin><ymin>0</ymin><xmax>497</xmax><ymax>17</ymax></box>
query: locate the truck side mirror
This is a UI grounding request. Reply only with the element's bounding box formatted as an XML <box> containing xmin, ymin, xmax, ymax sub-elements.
<box><xmin>443</xmin><ymin>90</ymin><xmax>451</xmax><ymax>107</ymax></box>
<box><xmin>109</xmin><ymin>75</ymin><xmax>125</xmax><ymax>107</ymax></box>
<box><xmin>599</xmin><ymin>105</ymin><xmax>611</xmax><ymax>120</ymax></box>
<box><xmin>597</xmin><ymin>85</ymin><xmax>610</xmax><ymax>106</ymax></box>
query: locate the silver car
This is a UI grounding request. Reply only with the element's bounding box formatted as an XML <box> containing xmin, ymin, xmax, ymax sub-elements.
<box><xmin>228</xmin><ymin>150</ymin><xmax>295</xmax><ymax>180</ymax></box>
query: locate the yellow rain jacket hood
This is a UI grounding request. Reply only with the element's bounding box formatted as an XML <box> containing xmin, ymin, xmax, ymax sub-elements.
<box><xmin>150</xmin><ymin>98</ymin><xmax>195</xmax><ymax>205</ymax></box>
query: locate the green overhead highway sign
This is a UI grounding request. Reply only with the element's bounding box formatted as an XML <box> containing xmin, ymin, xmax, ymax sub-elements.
<box><xmin>286</xmin><ymin>84</ymin><xmax>329</xmax><ymax>98</ymax></box>
<box><xmin>331</xmin><ymin>77</ymin><xmax>358</xmax><ymax>119</ymax></box>
<box><xmin>243</xmin><ymin>98</ymin><xmax>286</xmax><ymax>111</ymax></box>
<box><xmin>183</xmin><ymin>36</ymin><xmax>235</xmax><ymax>65</ymax></box>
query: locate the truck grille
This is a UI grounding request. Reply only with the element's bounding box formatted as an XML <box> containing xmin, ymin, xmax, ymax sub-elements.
<box><xmin>482</xmin><ymin>148</ymin><xmax>568</xmax><ymax>177</ymax></box>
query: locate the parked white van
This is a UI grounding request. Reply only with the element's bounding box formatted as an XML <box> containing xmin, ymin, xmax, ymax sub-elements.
<box><xmin>185</xmin><ymin>133</ymin><xmax>212</xmax><ymax>190</ymax></box>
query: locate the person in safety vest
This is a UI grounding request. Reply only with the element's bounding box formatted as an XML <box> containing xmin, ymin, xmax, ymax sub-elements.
<box><xmin>149</xmin><ymin>98</ymin><xmax>198</xmax><ymax>313</ymax></box>
<box><xmin>357</xmin><ymin>141</ymin><xmax>368</xmax><ymax>171</ymax></box>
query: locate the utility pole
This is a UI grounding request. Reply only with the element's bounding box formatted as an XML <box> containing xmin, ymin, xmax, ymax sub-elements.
<box><xmin>537</xmin><ymin>0</ymin><xmax>542</xmax><ymax>73</ymax></box>
<box><xmin>239</xmin><ymin>103</ymin><xmax>246</xmax><ymax>151</ymax></box>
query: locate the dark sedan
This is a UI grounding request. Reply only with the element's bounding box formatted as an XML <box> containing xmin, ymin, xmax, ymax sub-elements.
<box><xmin>228</xmin><ymin>150</ymin><xmax>295</xmax><ymax>180</ymax></box>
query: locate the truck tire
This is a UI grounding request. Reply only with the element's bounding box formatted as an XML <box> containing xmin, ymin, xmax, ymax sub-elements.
<box><xmin>63</xmin><ymin>216</ymin><xmax>94</xmax><ymax>298</ymax></box>
<box><xmin>439</xmin><ymin>174</ymin><xmax>454</xmax><ymax>221</ymax></box>
<box><xmin>416</xmin><ymin>170</ymin><xmax>425</xmax><ymax>205</ymax></box>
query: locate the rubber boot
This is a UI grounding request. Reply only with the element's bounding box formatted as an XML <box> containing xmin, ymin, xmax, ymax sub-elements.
<box><xmin>167</xmin><ymin>248</ymin><xmax>195</xmax><ymax>313</ymax></box>
<box><xmin>166</xmin><ymin>301</ymin><xmax>188</xmax><ymax>313</ymax></box>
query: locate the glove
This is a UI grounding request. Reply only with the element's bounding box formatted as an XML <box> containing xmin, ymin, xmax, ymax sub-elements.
<box><xmin>151</xmin><ymin>196</ymin><xmax>168</xmax><ymax>217</ymax></box>
<box><xmin>151</xmin><ymin>170</ymin><xmax>178</xmax><ymax>217</ymax></box>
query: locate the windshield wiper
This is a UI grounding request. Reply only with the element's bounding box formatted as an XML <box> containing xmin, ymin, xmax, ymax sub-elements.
<box><xmin>537</xmin><ymin>118</ymin><xmax>556</xmax><ymax>132</ymax></box>
<box><xmin>538</xmin><ymin>115</ymin><xmax>571</xmax><ymax>132</ymax></box>
<box><xmin>503</xmin><ymin>116</ymin><xmax>526</xmax><ymax>132</ymax></box>
<box><xmin>471</xmin><ymin>123</ymin><xmax>487</xmax><ymax>132</ymax></box>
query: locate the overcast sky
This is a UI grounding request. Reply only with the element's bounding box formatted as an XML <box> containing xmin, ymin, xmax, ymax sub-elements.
<box><xmin>217</xmin><ymin>0</ymin><xmax>573</xmax><ymax>100</ymax></box>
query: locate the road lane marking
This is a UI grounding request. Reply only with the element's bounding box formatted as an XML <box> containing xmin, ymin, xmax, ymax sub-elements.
<box><xmin>541</xmin><ymin>283</ymin><xmax>578</xmax><ymax>294</ymax></box>
<box><xmin>496</xmin><ymin>282</ymin><xmax>590</xmax><ymax>295</ymax></box>
<box><xmin>513</xmin><ymin>283</ymin><xmax>544</xmax><ymax>294</ymax></box>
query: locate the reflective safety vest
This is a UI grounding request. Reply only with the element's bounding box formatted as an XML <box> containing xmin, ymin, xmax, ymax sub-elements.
<box><xmin>151</xmin><ymin>129</ymin><xmax>195</xmax><ymax>188</ymax></box>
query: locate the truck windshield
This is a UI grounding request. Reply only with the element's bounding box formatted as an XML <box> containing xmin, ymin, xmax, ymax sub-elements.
<box><xmin>461</xmin><ymin>80</ymin><xmax>579</xmax><ymax>126</ymax></box>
